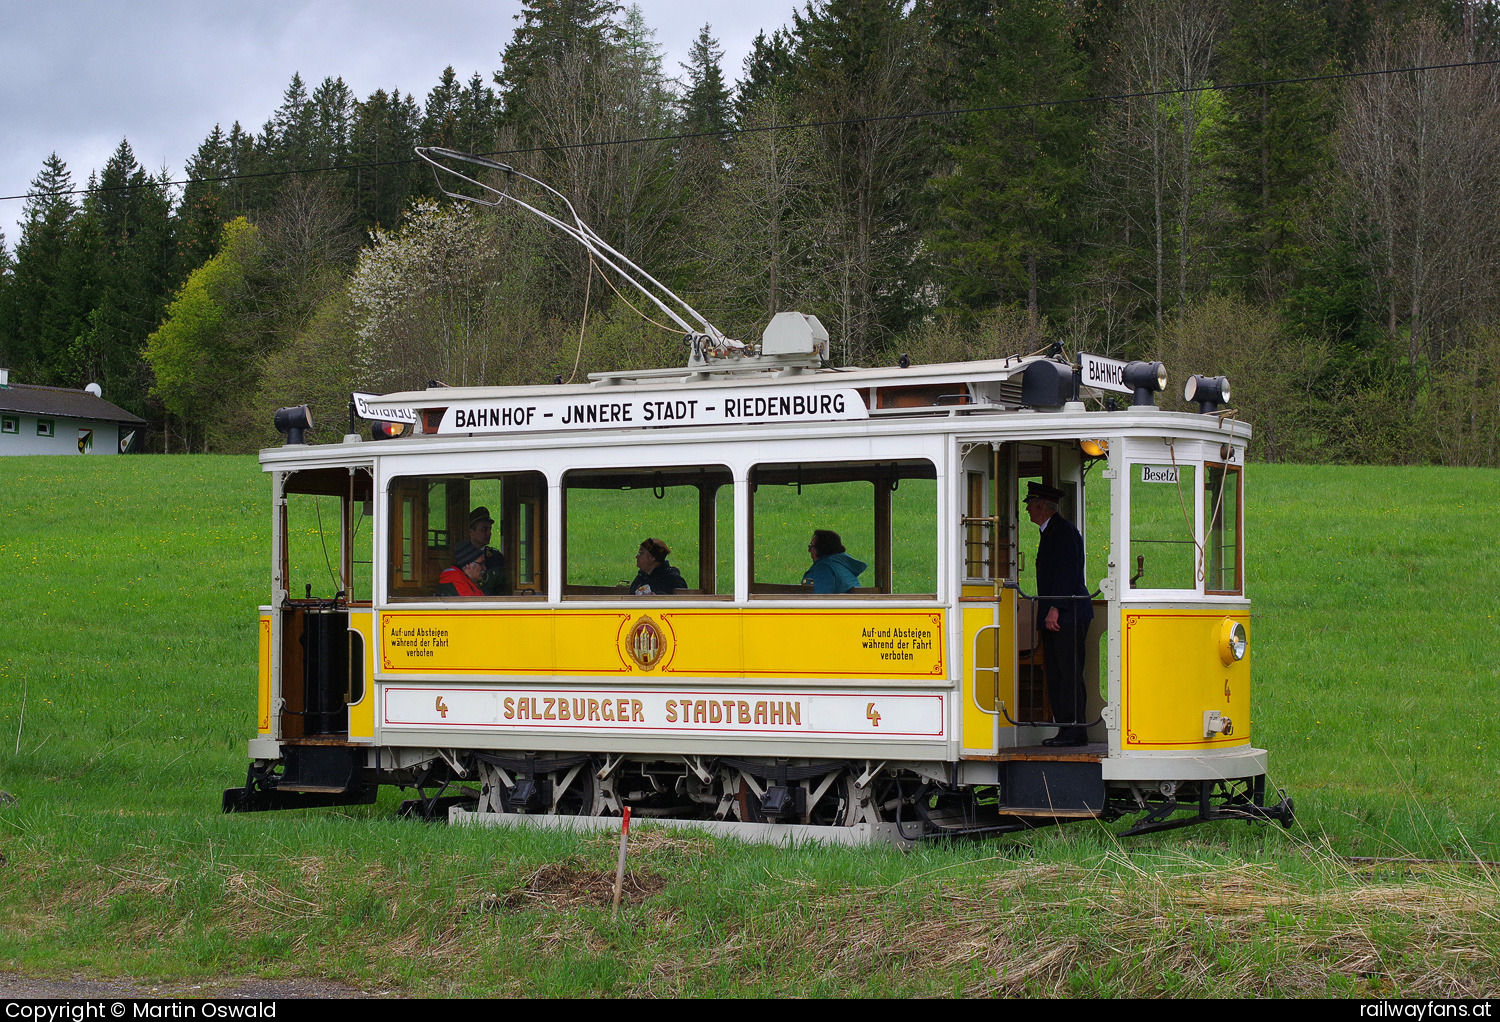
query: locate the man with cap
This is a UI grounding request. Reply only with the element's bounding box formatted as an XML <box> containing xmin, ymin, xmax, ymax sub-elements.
<box><xmin>1025</xmin><ymin>481</ymin><xmax>1095</xmax><ymax>747</ymax></box>
<box><xmin>438</xmin><ymin>541</ymin><xmax>487</xmax><ymax>597</ymax></box>
<box><xmin>464</xmin><ymin>506</ymin><xmax>508</xmax><ymax>596</ymax></box>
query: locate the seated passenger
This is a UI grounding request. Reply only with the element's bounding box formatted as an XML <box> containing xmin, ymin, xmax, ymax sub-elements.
<box><xmin>466</xmin><ymin>506</ymin><xmax>509</xmax><ymax>595</ymax></box>
<box><xmin>631</xmin><ymin>538</ymin><xmax>685</xmax><ymax>595</ymax></box>
<box><xmin>802</xmin><ymin>529</ymin><xmax>867</xmax><ymax>594</ymax></box>
<box><xmin>437</xmin><ymin>541</ymin><xmax>486</xmax><ymax>597</ymax></box>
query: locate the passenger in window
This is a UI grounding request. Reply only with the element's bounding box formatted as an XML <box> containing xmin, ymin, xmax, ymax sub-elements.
<box><xmin>802</xmin><ymin>530</ymin><xmax>868</xmax><ymax>594</ymax></box>
<box><xmin>438</xmin><ymin>541</ymin><xmax>487</xmax><ymax>597</ymax></box>
<box><xmin>466</xmin><ymin>506</ymin><xmax>509</xmax><ymax>595</ymax></box>
<box><xmin>631</xmin><ymin>538</ymin><xmax>685</xmax><ymax>595</ymax></box>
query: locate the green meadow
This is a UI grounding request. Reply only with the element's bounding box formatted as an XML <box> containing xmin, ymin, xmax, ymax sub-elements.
<box><xmin>0</xmin><ymin>455</ymin><xmax>1497</xmax><ymax>997</ymax></box>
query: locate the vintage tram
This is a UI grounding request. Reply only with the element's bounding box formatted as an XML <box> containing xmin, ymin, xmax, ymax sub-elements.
<box><xmin>221</xmin><ymin>322</ymin><xmax>1291</xmax><ymax>841</ymax></box>
<box><xmin>221</xmin><ymin>148</ymin><xmax>1292</xmax><ymax>842</ymax></box>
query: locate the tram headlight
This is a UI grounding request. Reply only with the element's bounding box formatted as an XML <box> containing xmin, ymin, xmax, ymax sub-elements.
<box><xmin>1185</xmin><ymin>375</ymin><xmax>1232</xmax><ymax>414</ymax></box>
<box><xmin>370</xmin><ymin>420</ymin><xmax>411</xmax><ymax>441</ymax></box>
<box><xmin>1219</xmin><ymin>618</ymin><xmax>1248</xmax><ymax>665</ymax></box>
<box><xmin>1123</xmin><ymin>361</ymin><xmax>1167</xmax><ymax>407</ymax></box>
<box><xmin>274</xmin><ymin>405</ymin><xmax>314</xmax><ymax>445</ymax></box>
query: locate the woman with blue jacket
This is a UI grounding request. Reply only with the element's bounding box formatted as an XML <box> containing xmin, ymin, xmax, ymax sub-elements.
<box><xmin>802</xmin><ymin>530</ymin><xmax>867</xmax><ymax>594</ymax></box>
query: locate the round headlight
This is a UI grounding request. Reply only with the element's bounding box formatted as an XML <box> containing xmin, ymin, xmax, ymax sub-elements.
<box><xmin>1219</xmin><ymin>618</ymin><xmax>1248</xmax><ymax>665</ymax></box>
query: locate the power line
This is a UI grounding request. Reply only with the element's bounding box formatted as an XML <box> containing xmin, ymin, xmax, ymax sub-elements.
<box><xmin>3</xmin><ymin>55</ymin><xmax>1499</xmax><ymax>207</ymax></box>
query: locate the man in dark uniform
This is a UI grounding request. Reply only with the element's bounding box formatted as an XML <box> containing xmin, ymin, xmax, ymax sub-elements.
<box><xmin>1025</xmin><ymin>482</ymin><xmax>1094</xmax><ymax>747</ymax></box>
<box><xmin>465</xmin><ymin>506</ymin><xmax>509</xmax><ymax>596</ymax></box>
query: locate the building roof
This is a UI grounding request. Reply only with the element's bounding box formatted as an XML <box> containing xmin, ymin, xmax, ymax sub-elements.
<box><xmin>0</xmin><ymin>382</ymin><xmax>146</xmax><ymax>425</ymax></box>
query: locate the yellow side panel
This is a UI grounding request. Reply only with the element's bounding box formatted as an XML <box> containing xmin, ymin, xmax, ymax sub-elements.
<box><xmin>694</xmin><ymin>610</ymin><xmax>943</xmax><ymax>679</ymax></box>
<box><xmin>256</xmin><ymin>612</ymin><xmax>272</xmax><ymax>734</ymax></box>
<box><xmin>961</xmin><ymin>606</ymin><xmax>997</xmax><ymax>750</ymax></box>
<box><xmin>1121</xmin><ymin>609</ymin><xmax>1251</xmax><ymax>749</ymax></box>
<box><xmin>377</xmin><ymin>608</ymin><xmax>945</xmax><ymax>680</ymax></box>
<box><xmin>381</xmin><ymin>610</ymin><xmax>623</xmax><ymax>675</ymax></box>
<box><xmin>347</xmin><ymin>612</ymin><xmax>376</xmax><ymax>740</ymax></box>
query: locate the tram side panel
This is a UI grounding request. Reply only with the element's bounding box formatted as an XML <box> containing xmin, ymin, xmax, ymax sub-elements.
<box><xmin>369</xmin><ymin>604</ymin><xmax>955</xmax><ymax>762</ymax></box>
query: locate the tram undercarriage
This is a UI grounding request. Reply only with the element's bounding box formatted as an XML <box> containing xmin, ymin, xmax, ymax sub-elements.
<box><xmin>222</xmin><ymin>746</ymin><xmax>1293</xmax><ymax>845</ymax></box>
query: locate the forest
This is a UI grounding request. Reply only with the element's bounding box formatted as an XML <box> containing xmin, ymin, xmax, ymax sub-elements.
<box><xmin>2</xmin><ymin>0</ymin><xmax>1499</xmax><ymax>462</ymax></box>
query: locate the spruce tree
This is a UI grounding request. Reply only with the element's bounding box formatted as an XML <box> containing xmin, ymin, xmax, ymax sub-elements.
<box><xmin>495</xmin><ymin>0</ymin><xmax>625</xmax><ymax>136</ymax></box>
<box><xmin>8</xmin><ymin>153</ymin><xmax>81</xmax><ymax>383</ymax></box>
<box><xmin>924</xmin><ymin>0</ymin><xmax>1091</xmax><ymax>321</ymax></box>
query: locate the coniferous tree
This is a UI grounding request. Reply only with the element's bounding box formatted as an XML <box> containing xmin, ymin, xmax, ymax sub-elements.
<box><xmin>789</xmin><ymin>0</ymin><xmax>935</xmax><ymax>359</ymax></box>
<box><xmin>263</xmin><ymin>73</ymin><xmax>316</xmax><ymax>169</ymax></box>
<box><xmin>458</xmin><ymin>72</ymin><xmax>503</xmax><ymax>153</ymax></box>
<box><xmin>422</xmin><ymin>66</ymin><xmax>465</xmax><ymax>148</ymax></box>
<box><xmin>349</xmin><ymin>88</ymin><xmax>423</xmax><ymax>231</ymax></box>
<box><xmin>310</xmin><ymin>76</ymin><xmax>356</xmax><ymax>170</ymax></box>
<box><xmin>5</xmin><ymin>153</ymin><xmax>80</xmax><ymax>382</ymax></box>
<box><xmin>177</xmin><ymin>125</ymin><xmax>236</xmax><ymax>280</ymax></box>
<box><xmin>733</xmin><ymin>30</ymin><xmax>796</xmax><ymax>127</ymax></box>
<box><xmin>924</xmin><ymin>0</ymin><xmax>1091</xmax><ymax>323</ymax></box>
<box><xmin>71</xmin><ymin>140</ymin><xmax>174</xmax><ymax>408</ymax></box>
<box><xmin>495</xmin><ymin>0</ymin><xmax>625</xmax><ymax>137</ymax></box>
<box><xmin>1217</xmin><ymin>0</ymin><xmax>1341</xmax><ymax>299</ymax></box>
<box><xmin>678</xmin><ymin>24</ymin><xmax>733</xmax><ymax>151</ymax></box>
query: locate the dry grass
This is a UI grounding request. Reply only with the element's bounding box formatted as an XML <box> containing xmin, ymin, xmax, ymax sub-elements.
<box><xmin>5</xmin><ymin>827</ymin><xmax>1498</xmax><ymax>997</ymax></box>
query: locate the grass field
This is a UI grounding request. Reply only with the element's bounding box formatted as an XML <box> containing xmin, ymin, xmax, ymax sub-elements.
<box><xmin>0</xmin><ymin>455</ymin><xmax>1497</xmax><ymax>997</ymax></box>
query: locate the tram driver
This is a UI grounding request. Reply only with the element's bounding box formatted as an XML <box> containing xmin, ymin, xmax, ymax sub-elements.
<box><xmin>1025</xmin><ymin>482</ymin><xmax>1094</xmax><ymax>748</ymax></box>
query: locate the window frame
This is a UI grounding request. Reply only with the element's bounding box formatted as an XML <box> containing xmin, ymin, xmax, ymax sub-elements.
<box><xmin>385</xmin><ymin>470</ymin><xmax>549</xmax><ymax>602</ymax></box>
<box><xmin>746</xmin><ymin>457</ymin><xmax>939</xmax><ymax>598</ymax></box>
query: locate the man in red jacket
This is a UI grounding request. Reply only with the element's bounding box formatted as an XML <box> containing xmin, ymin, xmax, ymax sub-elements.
<box><xmin>438</xmin><ymin>541</ymin><xmax>486</xmax><ymax>597</ymax></box>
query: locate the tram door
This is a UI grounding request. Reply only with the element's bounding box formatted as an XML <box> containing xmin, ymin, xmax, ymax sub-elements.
<box><xmin>271</xmin><ymin>467</ymin><xmax>373</xmax><ymax>742</ymax></box>
<box><xmin>1013</xmin><ymin>444</ymin><xmax>1107</xmax><ymax>745</ymax></box>
<box><xmin>959</xmin><ymin>442</ymin><xmax>1017</xmax><ymax>757</ymax></box>
<box><xmin>961</xmin><ymin>441</ymin><xmax>1099</xmax><ymax>756</ymax></box>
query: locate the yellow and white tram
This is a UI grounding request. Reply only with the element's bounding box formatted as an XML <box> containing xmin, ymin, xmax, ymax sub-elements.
<box><xmin>222</xmin><ymin>147</ymin><xmax>1291</xmax><ymax>841</ymax></box>
<box><xmin>223</xmin><ymin>322</ymin><xmax>1291</xmax><ymax>841</ymax></box>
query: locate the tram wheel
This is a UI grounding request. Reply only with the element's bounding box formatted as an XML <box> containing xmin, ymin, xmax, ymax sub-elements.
<box><xmin>477</xmin><ymin>759</ymin><xmax>605</xmax><ymax>816</ymax></box>
<box><xmin>733</xmin><ymin>768</ymin><xmax>859</xmax><ymax>827</ymax></box>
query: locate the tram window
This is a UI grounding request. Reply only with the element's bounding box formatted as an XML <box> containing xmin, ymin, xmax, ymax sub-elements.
<box><xmin>1204</xmin><ymin>463</ymin><xmax>1242</xmax><ymax>594</ymax></box>
<box><xmin>1129</xmin><ymin>461</ymin><xmax>1198</xmax><ymax>590</ymax></box>
<box><xmin>280</xmin><ymin>468</ymin><xmax>374</xmax><ymax>604</ymax></box>
<box><xmin>562</xmin><ymin>466</ymin><xmax>734</xmax><ymax>598</ymax></box>
<box><xmin>1083</xmin><ymin>464</ymin><xmax>1111</xmax><ymax>596</ymax></box>
<box><xmin>749</xmin><ymin>459</ymin><xmax>937</xmax><ymax>596</ymax></box>
<box><xmin>386</xmin><ymin>471</ymin><xmax>547</xmax><ymax>600</ymax></box>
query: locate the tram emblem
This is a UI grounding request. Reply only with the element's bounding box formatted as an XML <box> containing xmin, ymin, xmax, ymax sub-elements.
<box><xmin>627</xmin><ymin>615</ymin><xmax>667</xmax><ymax>670</ymax></box>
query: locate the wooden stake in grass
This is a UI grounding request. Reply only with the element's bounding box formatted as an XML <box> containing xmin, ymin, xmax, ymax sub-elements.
<box><xmin>612</xmin><ymin>806</ymin><xmax>632</xmax><ymax>919</ymax></box>
<box><xmin>15</xmin><ymin>677</ymin><xmax>26</xmax><ymax>755</ymax></box>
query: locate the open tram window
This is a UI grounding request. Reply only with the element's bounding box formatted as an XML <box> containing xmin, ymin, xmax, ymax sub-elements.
<box><xmin>1204</xmin><ymin>462</ymin><xmax>1242</xmax><ymax>594</ymax></box>
<box><xmin>278</xmin><ymin>467</ymin><xmax>374</xmax><ymax>605</ymax></box>
<box><xmin>749</xmin><ymin>459</ymin><xmax>937</xmax><ymax>596</ymax></box>
<box><xmin>386</xmin><ymin>471</ymin><xmax>547</xmax><ymax>600</ymax></box>
<box><xmin>1129</xmin><ymin>456</ymin><xmax>1198</xmax><ymax>590</ymax></box>
<box><xmin>562</xmin><ymin>466</ymin><xmax>734</xmax><ymax>598</ymax></box>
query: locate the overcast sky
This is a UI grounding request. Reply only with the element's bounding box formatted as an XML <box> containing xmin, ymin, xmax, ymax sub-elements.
<box><xmin>0</xmin><ymin>0</ymin><xmax>799</xmax><ymax>250</ymax></box>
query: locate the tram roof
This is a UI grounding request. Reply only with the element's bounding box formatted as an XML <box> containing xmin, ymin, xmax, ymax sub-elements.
<box><xmin>370</xmin><ymin>353</ymin><xmax>1052</xmax><ymax>406</ymax></box>
<box><xmin>263</xmin><ymin>354</ymin><xmax>1251</xmax><ymax>465</ymax></box>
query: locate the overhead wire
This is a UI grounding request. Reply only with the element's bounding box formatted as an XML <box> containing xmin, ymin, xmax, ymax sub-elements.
<box><xmin>4</xmin><ymin>55</ymin><xmax>1500</xmax><ymax>206</ymax></box>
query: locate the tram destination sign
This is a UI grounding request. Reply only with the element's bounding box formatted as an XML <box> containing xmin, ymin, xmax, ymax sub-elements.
<box><xmin>352</xmin><ymin>392</ymin><xmax>419</xmax><ymax>424</ymax></box>
<box><xmin>434</xmin><ymin>386</ymin><xmax>869</xmax><ymax>435</ymax></box>
<box><xmin>1080</xmin><ymin>352</ymin><xmax>1132</xmax><ymax>394</ymax></box>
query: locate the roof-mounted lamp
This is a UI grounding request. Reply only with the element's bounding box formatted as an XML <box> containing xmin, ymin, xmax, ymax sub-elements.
<box><xmin>274</xmin><ymin>405</ymin><xmax>314</xmax><ymax>445</ymax></box>
<box><xmin>1184</xmin><ymin>375</ymin><xmax>1232</xmax><ymax>414</ymax></box>
<box><xmin>1122</xmin><ymin>361</ymin><xmax>1167</xmax><ymax>408</ymax></box>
